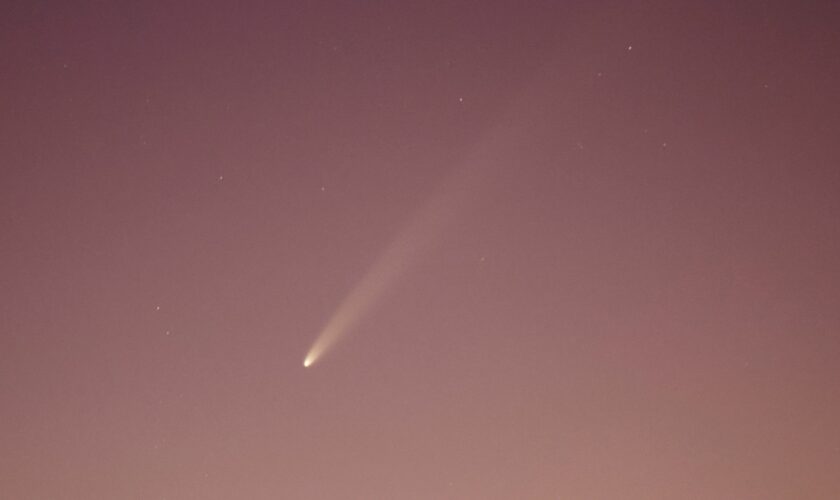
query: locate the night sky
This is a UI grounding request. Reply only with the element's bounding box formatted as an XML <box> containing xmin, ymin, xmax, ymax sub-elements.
<box><xmin>2</xmin><ymin>1</ymin><xmax>840</xmax><ymax>498</ymax></box>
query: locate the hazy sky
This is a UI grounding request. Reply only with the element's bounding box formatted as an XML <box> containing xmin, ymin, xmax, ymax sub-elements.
<box><xmin>2</xmin><ymin>1</ymin><xmax>840</xmax><ymax>498</ymax></box>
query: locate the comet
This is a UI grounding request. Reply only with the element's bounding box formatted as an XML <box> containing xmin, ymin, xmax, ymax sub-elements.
<box><xmin>301</xmin><ymin>53</ymin><xmax>560</xmax><ymax>368</ymax></box>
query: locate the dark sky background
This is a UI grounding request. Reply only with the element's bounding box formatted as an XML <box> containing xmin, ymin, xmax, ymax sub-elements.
<box><xmin>2</xmin><ymin>1</ymin><xmax>840</xmax><ymax>498</ymax></box>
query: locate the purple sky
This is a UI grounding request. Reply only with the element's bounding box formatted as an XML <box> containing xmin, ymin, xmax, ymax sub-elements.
<box><xmin>2</xmin><ymin>1</ymin><xmax>840</xmax><ymax>498</ymax></box>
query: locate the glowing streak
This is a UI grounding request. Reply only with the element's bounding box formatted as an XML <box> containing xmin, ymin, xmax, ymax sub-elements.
<box><xmin>302</xmin><ymin>50</ymin><xmax>560</xmax><ymax>368</ymax></box>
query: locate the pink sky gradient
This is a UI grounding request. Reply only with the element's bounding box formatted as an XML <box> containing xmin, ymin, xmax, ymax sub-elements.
<box><xmin>2</xmin><ymin>1</ymin><xmax>840</xmax><ymax>498</ymax></box>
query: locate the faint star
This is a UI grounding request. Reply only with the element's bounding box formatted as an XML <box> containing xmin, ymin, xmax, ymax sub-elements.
<box><xmin>458</xmin><ymin>97</ymin><xmax>464</xmax><ymax>103</ymax></box>
<box><xmin>627</xmin><ymin>45</ymin><xmax>632</xmax><ymax>51</ymax></box>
